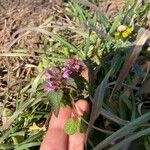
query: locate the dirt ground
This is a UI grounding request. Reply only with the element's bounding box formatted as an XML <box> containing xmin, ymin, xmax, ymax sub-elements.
<box><xmin>0</xmin><ymin>0</ymin><xmax>125</xmax><ymax>51</ymax></box>
<box><xmin>0</xmin><ymin>0</ymin><xmax>54</xmax><ymax>51</ymax></box>
<box><xmin>0</xmin><ymin>0</ymin><xmax>125</xmax><ymax>109</ymax></box>
<box><xmin>0</xmin><ymin>0</ymin><xmax>55</xmax><ymax>109</ymax></box>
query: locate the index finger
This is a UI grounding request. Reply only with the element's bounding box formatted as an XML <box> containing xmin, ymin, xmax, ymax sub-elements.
<box><xmin>68</xmin><ymin>100</ymin><xmax>90</xmax><ymax>150</ymax></box>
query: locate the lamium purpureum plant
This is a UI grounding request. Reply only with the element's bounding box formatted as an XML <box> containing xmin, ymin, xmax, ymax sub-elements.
<box><xmin>43</xmin><ymin>57</ymin><xmax>88</xmax><ymax>135</ymax></box>
<box><xmin>43</xmin><ymin>57</ymin><xmax>87</xmax><ymax>107</ymax></box>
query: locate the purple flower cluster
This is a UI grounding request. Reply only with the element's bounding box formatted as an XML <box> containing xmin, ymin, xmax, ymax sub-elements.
<box><xmin>44</xmin><ymin>58</ymin><xmax>84</xmax><ymax>93</ymax></box>
<box><xmin>44</xmin><ymin>68</ymin><xmax>64</xmax><ymax>93</ymax></box>
<box><xmin>63</xmin><ymin>58</ymin><xmax>84</xmax><ymax>78</ymax></box>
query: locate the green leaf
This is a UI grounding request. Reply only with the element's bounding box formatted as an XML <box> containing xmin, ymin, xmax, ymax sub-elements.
<box><xmin>10</xmin><ymin>131</ymin><xmax>25</xmax><ymax>145</ymax></box>
<box><xmin>73</xmin><ymin>2</ymin><xmax>86</xmax><ymax>23</ymax></box>
<box><xmin>119</xmin><ymin>96</ymin><xmax>128</xmax><ymax>120</ymax></box>
<box><xmin>119</xmin><ymin>94</ymin><xmax>132</xmax><ymax>120</ymax></box>
<box><xmin>30</xmin><ymin>71</ymin><xmax>44</xmax><ymax>97</ymax></box>
<box><xmin>37</xmin><ymin>57</ymin><xmax>51</xmax><ymax>73</ymax></box>
<box><xmin>0</xmin><ymin>99</ymin><xmax>35</xmax><ymax>132</ymax></box>
<box><xmin>64</xmin><ymin>117</ymin><xmax>87</xmax><ymax>135</ymax></box>
<box><xmin>86</xmin><ymin>56</ymin><xmax>124</xmax><ymax>138</ymax></box>
<box><xmin>144</xmin><ymin>137</ymin><xmax>150</xmax><ymax>150</ymax></box>
<box><xmin>42</xmin><ymin>58</ymin><xmax>50</xmax><ymax>68</ymax></box>
<box><xmin>47</xmin><ymin>91</ymin><xmax>63</xmax><ymax>117</ymax></box>
<box><xmin>64</xmin><ymin>118</ymin><xmax>79</xmax><ymax>135</ymax></box>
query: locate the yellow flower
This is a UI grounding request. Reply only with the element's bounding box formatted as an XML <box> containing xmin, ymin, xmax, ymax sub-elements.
<box><xmin>122</xmin><ymin>31</ymin><xmax>129</xmax><ymax>38</ymax></box>
<box><xmin>121</xmin><ymin>27</ymin><xmax>133</xmax><ymax>39</ymax></box>
<box><xmin>126</xmin><ymin>27</ymin><xmax>133</xmax><ymax>35</ymax></box>
<box><xmin>114</xmin><ymin>26</ymin><xmax>134</xmax><ymax>40</ymax></box>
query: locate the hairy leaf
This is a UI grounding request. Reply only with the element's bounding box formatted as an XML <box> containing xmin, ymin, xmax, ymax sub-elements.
<box><xmin>47</xmin><ymin>91</ymin><xmax>63</xmax><ymax>117</ymax></box>
<box><xmin>64</xmin><ymin>118</ymin><xmax>79</xmax><ymax>135</ymax></box>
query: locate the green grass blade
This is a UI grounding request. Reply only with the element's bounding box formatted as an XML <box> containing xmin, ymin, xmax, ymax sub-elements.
<box><xmin>19</xmin><ymin>132</ymin><xmax>43</xmax><ymax>145</ymax></box>
<box><xmin>109</xmin><ymin>16</ymin><xmax>121</xmax><ymax>34</ymax></box>
<box><xmin>109</xmin><ymin>128</ymin><xmax>150</xmax><ymax>150</ymax></box>
<box><xmin>0</xmin><ymin>124</ymin><xmax>21</xmax><ymax>143</ymax></box>
<box><xmin>73</xmin><ymin>2</ymin><xmax>87</xmax><ymax>23</ymax></box>
<box><xmin>0</xmin><ymin>144</ymin><xmax>14</xmax><ymax>149</ymax></box>
<box><xmin>86</xmin><ymin>69</ymin><xmax>113</xmax><ymax>141</ymax></box>
<box><xmin>30</xmin><ymin>71</ymin><xmax>44</xmax><ymax>98</ymax></box>
<box><xmin>0</xmin><ymin>99</ymin><xmax>34</xmax><ymax>132</ymax></box>
<box><xmin>74</xmin><ymin>0</ymin><xmax>110</xmax><ymax>27</ymax></box>
<box><xmin>101</xmin><ymin>108</ymin><xmax>129</xmax><ymax>126</ymax></box>
<box><xmin>109</xmin><ymin>30</ymin><xmax>150</xmax><ymax>102</ymax></box>
<box><xmin>10</xmin><ymin>27</ymin><xmax>85</xmax><ymax>59</ymax></box>
<box><xmin>93</xmin><ymin>112</ymin><xmax>150</xmax><ymax>150</ymax></box>
<box><xmin>15</xmin><ymin>142</ymin><xmax>41</xmax><ymax>150</ymax></box>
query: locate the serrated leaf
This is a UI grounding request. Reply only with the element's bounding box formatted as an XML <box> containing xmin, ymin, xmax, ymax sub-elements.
<box><xmin>64</xmin><ymin>118</ymin><xmax>78</xmax><ymax>135</ymax></box>
<box><xmin>47</xmin><ymin>91</ymin><xmax>63</xmax><ymax>117</ymax></box>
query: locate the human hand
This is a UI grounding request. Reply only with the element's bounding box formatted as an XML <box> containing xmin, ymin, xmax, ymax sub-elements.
<box><xmin>40</xmin><ymin>100</ymin><xmax>89</xmax><ymax>150</ymax></box>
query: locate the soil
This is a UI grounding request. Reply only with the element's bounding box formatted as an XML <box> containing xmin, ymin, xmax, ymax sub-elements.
<box><xmin>0</xmin><ymin>0</ymin><xmax>55</xmax><ymax>110</ymax></box>
<box><xmin>0</xmin><ymin>0</ymin><xmax>54</xmax><ymax>51</ymax></box>
<box><xmin>0</xmin><ymin>0</ymin><xmax>125</xmax><ymax>110</ymax></box>
<box><xmin>101</xmin><ymin>0</ymin><xmax>125</xmax><ymax>18</ymax></box>
<box><xmin>0</xmin><ymin>0</ymin><xmax>125</xmax><ymax>51</ymax></box>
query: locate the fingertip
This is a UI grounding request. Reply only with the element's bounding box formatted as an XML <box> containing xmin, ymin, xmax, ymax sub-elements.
<box><xmin>75</xmin><ymin>100</ymin><xmax>90</xmax><ymax>116</ymax></box>
<box><xmin>81</xmin><ymin>68</ymin><xmax>89</xmax><ymax>81</ymax></box>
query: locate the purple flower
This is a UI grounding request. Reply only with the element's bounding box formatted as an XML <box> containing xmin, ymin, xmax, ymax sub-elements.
<box><xmin>43</xmin><ymin>58</ymin><xmax>85</xmax><ymax>93</ymax></box>
<box><xmin>44</xmin><ymin>68</ymin><xmax>64</xmax><ymax>92</ymax></box>
<box><xmin>62</xmin><ymin>70</ymin><xmax>72</xmax><ymax>78</ymax></box>
<box><xmin>45</xmin><ymin>70</ymin><xmax>53</xmax><ymax>80</ymax></box>
<box><xmin>63</xmin><ymin>58</ymin><xmax>85</xmax><ymax>78</ymax></box>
